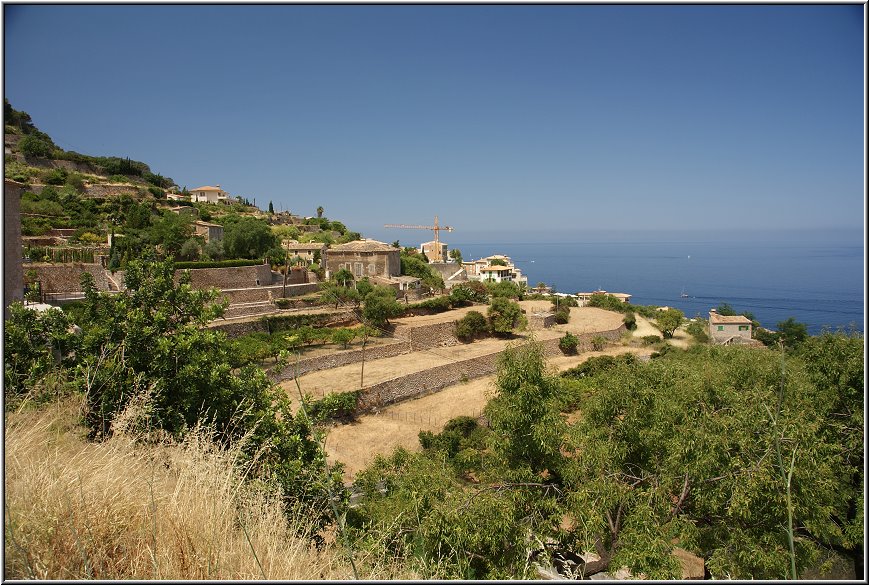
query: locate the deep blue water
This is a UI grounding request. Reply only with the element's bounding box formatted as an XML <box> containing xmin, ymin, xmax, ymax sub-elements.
<box><xmin>452</xmin><ymin>241</ymin><xmax>864</xmax><ymax>335</ymax></box>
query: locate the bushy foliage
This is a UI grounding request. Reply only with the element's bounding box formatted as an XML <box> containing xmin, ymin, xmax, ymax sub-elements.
<box><xmin>362</xmin><ymin>285</ymin><xmax>404</xmax><ymax>329</ymax></box>
<box><xmin>449</xmin><ymin>283</ymin><xmax>488</xmax><ymax>306</ymax></box>
<box><xmin>622</xmin><ymin>311</ymin><xmax>637</xmax><ymax>330</ymax></box>
<box><xmin>406</xmin><ymin>295</ymin><xmax>451</xmax><ymax>313</ymax></box>
<box><xmin>6</xmin><ymin>261</ymin><xmax>337</xmax><ymax>515</ymax></box>
<box><xmin>174</xmin><ymin>258</ymin><xmax>262</xmax><ymax>269</ymax></box>
<box><xmin>308</xmin><ymin>391</ymin><xmax>359</xmax><ymax>422</ymax></box>
<box><xmin>487</xmin><ymin>297</ymin><xmax>526</xmax><ymax>337</ymax></box>
<box><xmin>19</xmin><ymin>134</ymin><xmax>55</xmax><ymax>158</ymax></box>
<box><xmin>486</xmin><ymin>280</ymin><xmax>521</xmax><ymax>299</ymax></box>
<box><xmin>554</xmin><ymin>308</ymin><xmax>570</xmax><ymax>324</ymax></box>
<box><xmin>454</xmin><ymin>310</ymin><xmax>490</xmax><ymax>342</ymax></box>
<box><xmin>685</xmin><ymin>317</ymin><xmax>709</xmax><ymax>343</ymax></box>
<box><xmin>400</xmin><ymin>253</ymin><xmax>444</xmax><ymax>291</ymax></box>
<box><xmin>561</xmin><ymin>353</ymin><xmax>639</xmax><ymax>380</ymax></box>
<box><xmin>3</xmin><ymin>303</ymin><xmax>80</xmax><ymax>400</ymax></box>
<box><xmin>561</xmin><ymin>341</ymin><xmax>864</xmax><ymax>578</ymax></box>
<box><xmin>558</xmin><ymin>332</ymin><xmax>579</xmax><ymax>354</ymax></box>
<box><xmin>654</xmin><ymin>308</ymin><xmax>684</xmax><ymax>338</ymax></box>
<box><xmin>223</xmin><ymin>217</ymin><xmax>278</xmax><ymax>259</ymax></box>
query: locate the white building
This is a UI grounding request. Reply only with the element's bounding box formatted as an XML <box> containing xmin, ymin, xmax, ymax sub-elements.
<box><xmin>463</xmin><ymin>255</ymin><xmax>527</xmax><ymax>286</ymax></box>
<box><xmin>190</xmin><ymin>185</ymin><xmax>229</xmax><ymax>204</ymax></box>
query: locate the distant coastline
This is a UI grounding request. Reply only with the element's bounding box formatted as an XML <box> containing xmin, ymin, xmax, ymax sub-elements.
<box><xmin>449</xmin><ymin>239</ymin><xmax>864</xmax><ymax>335</ymax></box>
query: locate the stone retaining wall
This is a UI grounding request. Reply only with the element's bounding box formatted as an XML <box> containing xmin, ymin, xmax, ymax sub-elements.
<box><xmin>177</xmin><ymin>265</ymin><xmax>274</xmax><ymax>290</ymax></box>
<box><xmin>393</xmin><ymin>320</ymin><xmax>460</xmax><ymax>351</ymax></box>
<box><xmin>270</xmin><ymin>339</ymin><xmax>412</xmax><ymax>381</ymax></box>
<box><xmin>528</xmin><ymin>312</ymin><xmax>557</xmax><ymax>330</ymax></box>
<box><xmin>355</xmin><ymin>325</ymin><xmax>626</xmax><ymax>413</ymax></box>
<box><xmin>28</xmin><ymin>263</ymin><xmax>109</xmax><ymax>292</ymax></box>
<box><xmin>209</xmin><ymin>309</ymin><xmax>357</xmax><ymax>338</ymax></box>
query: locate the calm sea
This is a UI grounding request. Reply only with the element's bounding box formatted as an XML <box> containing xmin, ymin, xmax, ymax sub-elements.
<box><xmin>451</xmin><ymin>240</ymin><xmax>865</xmax><ymax>335</ymax></box>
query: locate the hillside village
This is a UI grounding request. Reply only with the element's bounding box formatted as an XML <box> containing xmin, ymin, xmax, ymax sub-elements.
<box><xmin>3</xmin><ymin>101</ymin><xmax>862</xmax><ymax>581</ymax></box>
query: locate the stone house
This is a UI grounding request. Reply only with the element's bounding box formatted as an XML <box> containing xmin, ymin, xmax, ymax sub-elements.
<box><xmin>325</xmin><ymin>239</ymin><xmax>400</xmax><ymax>279</ymax></box>
<box><xmin>420</xmin><ymin>240</ymin><xmax>448</xmax><ymax>262</ymax></box>
<box><xmin>193</xmin><ymin>220</ymin><xmax>224</xmax><ymax>243</ymax></box>
<box><xmin>190</xmin><ymin>185</ymin><xmax>229</xmax><ymax>204</ymax></box>
<box><xmin>283</xmin><ymin>241</ymin><xmax>327</xmax><ymax>267</ymax></box>
<box><xmin>708</xmin><ymin>309</ymin><xmax>753</xmax><ymax>344</ymax></box>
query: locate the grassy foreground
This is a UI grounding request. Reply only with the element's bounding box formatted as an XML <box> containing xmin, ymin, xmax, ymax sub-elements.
<box><xmin>3</xmin><ymin>395</ymin><xmax>416</xmax><ymax>580</ymax></box>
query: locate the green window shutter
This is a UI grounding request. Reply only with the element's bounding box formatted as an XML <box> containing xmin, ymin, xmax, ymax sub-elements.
<box><xmin>717</xmin><ymin>325</ymin><xmax>724</xmax><ymax>331</ymax></box>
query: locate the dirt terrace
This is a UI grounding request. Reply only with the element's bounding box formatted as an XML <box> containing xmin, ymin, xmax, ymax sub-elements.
<box><xmin>286</xmin><ymin>303</ymin><xmax>625</xmax><ymax>480</ymax></box>
<box><xmin>280</xmin><ymin>304</ymin><xmax>622</xmax><ymax>402</ymax></box>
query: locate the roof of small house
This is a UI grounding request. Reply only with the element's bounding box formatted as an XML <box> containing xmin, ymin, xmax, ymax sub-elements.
<box><xmin>284</xmin><ymin>242</ymin><xmax>327</xmax><ymax>251</ymax></box>
<box><xmin>193</xmin><ymin>220</ymin><xmax>223</xmax><ymax>228</ymax></box>
<box><xmin>330</xmin><ymin>239</ymin><xmax>396</xmax><ymax>253</ymax></box>
<box><xmin>190</xmin><ymin>185</ymin><xmax>224</xmax><ymax>192</ymax></box>
<box><xmin>709</xmin><ymin>312</ymin><xmax>753</xmax><ymax>324</ymax></box>
<box><xmin>480</xmin><ymin>265</ymin><xmax>511</xmax><ymax>272</ymax></box>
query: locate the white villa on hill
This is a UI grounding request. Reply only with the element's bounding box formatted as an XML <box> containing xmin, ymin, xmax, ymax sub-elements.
<box><xmin>190</xmin><ymin>185</ymin><xmax>230</xmax><ymax>204</ymax></box>
<box><xmin>463</xmin><ymin>255</ymin><xmax>528</xmax><ymax>286</ymax></box>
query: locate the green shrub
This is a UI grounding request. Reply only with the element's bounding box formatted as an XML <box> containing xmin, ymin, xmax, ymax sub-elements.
<box><xmin>331</xmin><ymin>327</ymin><xmax>356</xmax><ymax>349</ymax></box>
<box><xmin>559</xmin><ymin>332</ymin><xmax>578</xmax><ymax>354</ymax></box>
<box><xmin>42</xmin><ymin>168</ymin><xmax>67</xmax><ymax>185</ymax></box>
<box><xmin>561</xmin><ymin>353</ymin><xmax>638</xmax><ymax>379</ymax></box>
<box><xmin>407</xmin><ymin>295</ymin><xmax>452</xmax><ymax>313</ymax></box>
<box><xmin>449</xmin><ymin>283</ymin><xmax>488</xmax><ymax>306</ymax></box>
<box><xmin>455</xmin><ymin>310</ymin><xmax>490</xmax><ymax>342</ymax></box>
<box><xmin>554</xmin><ymin>308</ymin><xmax>570</xmax><ymax>324</ymax></box>
<box><xmin>308</xmin><ymin>390</ymin><xmax>359</xmax><ymax>422</ymax></box>
<box><xmin>641</xmin><ymin>334</ymin><xmax>662</xmax><ymax>346</ymax></box>
<box><xmin>487</xmin><ymin>297</ymin><xmax>526</xmax><ymax>337</ymax></box>
<box><xmin>623</xmin><ymin>312</ymin><xmax>637</xmax><ymax>330</ymax></box>
<box><xmin>19</xmin><ymin>134</ymin><xmax>54</xmax><ymax>158</ymax></box>
<box><xmin>175</xmin><ymin>259</ymin><xmax>262</xmax><ymax>269</ymax></box>
<box><xmin>686</xmin><ymin>318</ymin><xmax>709</xmax><ymax>343</ymax></box>
<box><xmin>591</xmin><ymin>335</ymin><xmax>608</xmax><ymax>351</ymax></box>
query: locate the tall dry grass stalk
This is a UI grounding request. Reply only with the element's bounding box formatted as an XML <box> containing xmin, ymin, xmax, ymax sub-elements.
<box><xmin>4</xmin><ymin>395</ymin><xmax>417</xmax><ymax>580</ymax></box>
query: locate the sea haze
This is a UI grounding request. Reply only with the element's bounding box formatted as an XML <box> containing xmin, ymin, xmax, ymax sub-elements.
<box><xmin>451</xmin><ymin>238</ymin><xmax>865</xmax><ymax>335</ymax></box>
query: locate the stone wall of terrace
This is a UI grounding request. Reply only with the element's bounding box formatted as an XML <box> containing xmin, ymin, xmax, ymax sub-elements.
<box><xmin>528</xmin><ymin>312</ymin><xmax>557</xmax><ymax>330</ymax></box>
<box><xmin>392</xmin><ymin>320</ymin><xmax>460</xmax><ymax>351</ymax></box>
<box><xmin>209</xmin><ymin>309</ymin><xmax>357</xmax><ymax>338</ymax></box>
<box><xmin>177</xmin><ymin>265</ymin><xmax>275</xmax><ymax>290</ymax></box>
<box><xmin>270</xmin><ymin>339</ymin><xmax>412</xmax><ymax>381</ymax></box>
<box><xmin>28</xmin><ymin>263</ymin><xmax>109</xmax><ymax>293</ymax></box>
<box><xmin>355</xmin><ymin>325</ymin><xmax>626</xmax><ymax>413</ymax></box>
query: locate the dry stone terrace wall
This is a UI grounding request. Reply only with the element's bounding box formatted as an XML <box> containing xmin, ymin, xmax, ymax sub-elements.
<box><xmin>270</xmin><ymin>340</ymin><xmax>412</xmax><ymax>381</ymax></box>
<box><xmin>355</xmin><ymin>325</ymin><xmax>626</xmax><ymax>413</ymax></box>
<box><xmin>209</xmin><ymin>309</ymin><xmax>358</xmax><ymax>338</ymax></box>
<box><xmin>176</xmin><ymin>265</ymin><xmax>274</xmax><ymax>289</ymax></box>
<box><xmin>393</xmin><ymin>320</ymin><xmax>459</xmax><ymax>351</ymax></box>
<box><xmin>28</xmin><ymin>263</ymin><xmax>110</xmax><ymax>292</ymax></box>
<box><xmin>216</xmin><ymin>283</ymin><xmax>319</xmax><ymax>304</ymax></box>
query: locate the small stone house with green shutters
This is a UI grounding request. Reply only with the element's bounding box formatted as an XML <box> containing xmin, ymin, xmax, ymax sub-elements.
<box><xmin>708</xmin><ymin>309</ymin><xmax>753</xmax><ymax>344</ymax></box>
<box><xmin>325</xmin><ymin>239</ymin><xmax>400</xmax><ymax>280</ymax></box>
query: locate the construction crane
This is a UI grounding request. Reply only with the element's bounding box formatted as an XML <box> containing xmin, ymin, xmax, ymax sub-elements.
<box><xmin>384</xmin><ymin>215</ymin><xmax>454</xmax><ymax>262</ymax></box>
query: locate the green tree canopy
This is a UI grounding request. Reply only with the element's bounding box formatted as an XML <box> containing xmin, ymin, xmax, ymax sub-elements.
<box><xmin>655</xmin><ymin>307</ymin><xmax>684</xmax><ymax>338</ymax></box>
<box><xmin>361</xmin><ymin>285</ymin><xmax>404</xmax><ymax>329</ymax></box>
<box><xmin>223</xmin><ymin>217</ymin><xmax>278</xmax><ymax>259</ymax></box>
<box><xmin>487</xmin><ymin>297</ymin><xmax>526</xmax><ymax>336</ymax></box>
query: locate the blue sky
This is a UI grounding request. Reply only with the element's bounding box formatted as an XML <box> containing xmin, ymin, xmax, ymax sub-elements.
<box><xmin>4</xmin><ymin>4</ymin><xmax>865</xmax><ymax>244</ymax></box>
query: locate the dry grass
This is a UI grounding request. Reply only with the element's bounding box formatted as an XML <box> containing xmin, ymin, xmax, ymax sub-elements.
<box><xmin>4</xmin><ymin>396</ymin><xmax>418</xmax><ymax>580</ymax></box>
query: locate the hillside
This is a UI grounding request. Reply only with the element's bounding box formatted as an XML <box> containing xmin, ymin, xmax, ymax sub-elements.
<box><xmin>4</xmin><ymin>100</ymin><xmax>359</xmax><ymax>269</ymax></box>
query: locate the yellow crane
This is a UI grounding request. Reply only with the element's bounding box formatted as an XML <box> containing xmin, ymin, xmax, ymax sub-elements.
<box><xmin>384</xmin><ymin>215</ymin><xmax>454</xmax><ymax>262</ymax></box>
